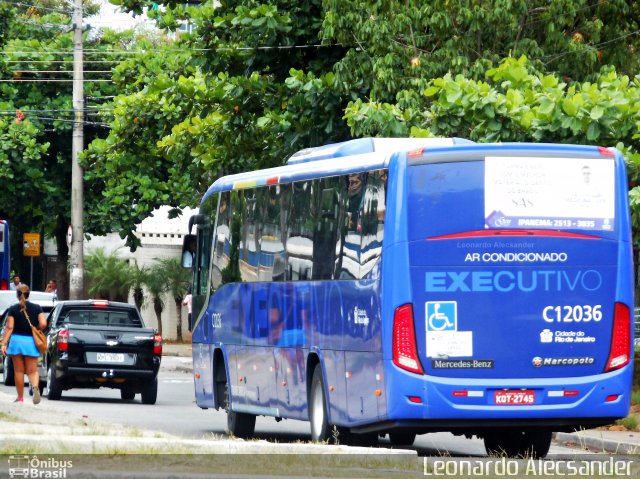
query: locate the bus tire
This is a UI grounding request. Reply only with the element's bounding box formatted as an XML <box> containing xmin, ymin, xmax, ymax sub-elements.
<box><xmin>224</xmin><ymin>382</ymin><xmax>255</xmax><ymax>438</ymax></box>
<box><xmin>389</xmin><ymin>432</ymin><xmax>416</xmax><ymax>446</ymax></box>
<box><xmin>521</xmin><ymin>431</ymin><xmax>552</xmax><ymax>458</ymax></box>
<box><xmin>309</xmin><ymin>366</ymin><xmax>331</xmax><ymax>442</ymax></box>
<box><xmin>3</xmin><ymin>356</ymin><xmax>14</xmax><ymax>386</ymax></box>
<box><xmin>484</xmin><ymin>431</ymin><xmax>524</xmax><ymax>457</ymax></box>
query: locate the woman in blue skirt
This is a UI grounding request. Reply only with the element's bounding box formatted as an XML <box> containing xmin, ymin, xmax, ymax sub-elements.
<box><xmin>1</xmin><ymin>284</ymin><xmax>47</xmax><ymax>403</ymax></box>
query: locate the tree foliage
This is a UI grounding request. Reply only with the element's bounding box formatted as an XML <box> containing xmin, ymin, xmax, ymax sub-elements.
<box><xmin>322</xmin><ymin>0</ymin><xmax>640</xmax><ymax>102</ymax></box>
<box><xmin>85</xmin><ymin>248</ymin><xmax>134</xmax><ymax>302</ymax></box>
<box><xmin>83</xmin><ymin>0</ymin><xmax>640</xmax><ymax>251</ymax></box>
<box><xmin>83</xmin><ymin>0</ymin><xmax>350</xmax><ymax>249</ymax></box>
<box><xmin>0</xmin><ymin>0</ymin><xmax>144</xmax><ymax>289</ymax></box>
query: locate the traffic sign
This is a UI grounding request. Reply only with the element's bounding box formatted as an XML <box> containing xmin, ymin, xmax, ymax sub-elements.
<box><xmin>23</xmin><ymin>232</ymin><xmax>41</xmax><ymax>257</ymax></box>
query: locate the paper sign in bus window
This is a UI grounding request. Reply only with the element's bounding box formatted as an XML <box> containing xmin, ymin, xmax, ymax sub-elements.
<box><xmin>427</xmin><ymin>331</ymin><xmax>473</xmax><ymax>358</ymax></box>
<box><xmin>484</xmin><ymin>157</ymin><xmax>615</xmax><ymax>231</ymax></box>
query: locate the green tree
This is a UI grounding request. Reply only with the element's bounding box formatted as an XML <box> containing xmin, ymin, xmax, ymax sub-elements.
<box><xmin>322</xmin><ymin>0</ymin><xmax>640</xmax><ymax>102</ymax></box>
<box><xmin>0</xmin><ymin>1</ymin><xmax>147</xmax><ymax>292</ymax></box>
<box><xmin>130</xmin><ymin>261</ymin><xmax>149</xmax><ymax>311</ymax></box>
<box><xmin>84</xmin><ymin>0</ymin><xmax>640</xmax><ymax>252</ymax></box>
<box><xmin>83</xmin><ymin>0</ymin><xmax>349</xmax><ymax>249</ymax></box>
<box><xmin>157</xmin><ymin>257</ymin><xmax>191</xmax><ymax>341</ymax></box>
<box><xmin>85</xmin><ymin>248</ymin><xmax>134</xmax><ymax>302</ymax></box>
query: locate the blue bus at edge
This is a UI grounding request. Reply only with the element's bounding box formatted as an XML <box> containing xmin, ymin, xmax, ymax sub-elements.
<box><xmin>183</xmin><ymin>138</ymin><xmax>634</xmax><ymax>458</ymax></box>
<box><xmin>0</xmin><ymin>220</ymin><xmax>10</xmax><ymax>290</ymax></box>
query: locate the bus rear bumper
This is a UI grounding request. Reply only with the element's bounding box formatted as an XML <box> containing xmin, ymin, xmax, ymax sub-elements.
<box><xmin>351</xmin><ymin>417</ymin><xmax>619</xmax><ymax>435</ymax></box>
<box><xmin>381</xmin><ymin>366</ymin><xmax>631</xmax><ymax>432</ymax></box>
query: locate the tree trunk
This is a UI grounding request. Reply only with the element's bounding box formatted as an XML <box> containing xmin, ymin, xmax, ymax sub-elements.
<box><xmin>133</xmin><ymin>286</ymin><xmax>143</xmax><ymax>311</ymax></box>
<box><xmin>174</xmin><ymin>298</ymin><xmax>183</xmax><ymax>342</ymax></box>
<box><xmin>154</xmin><ymin>297</ymin><xmax>163</xmax><ymax>336</ymax></box>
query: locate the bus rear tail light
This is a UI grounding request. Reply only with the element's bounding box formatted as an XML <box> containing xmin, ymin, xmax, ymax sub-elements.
<box><xmin>604</xmin><ymin>303</ymin><xmax>630</xmax><ymax>372</ymax></box>
<box><xmin>393</xmin><ymin>304</ymin><xmax>424</xmax><ymax>375</ymax></box>
<box><xmin>0</xmin><ymin>279</ymin><xmax>7</xmax><ymax>290</ymax></box>
<box><xmin>153</xmin><ymin>333</ymin><xmax>163</xmax><ymax>355</ymax></box>
<box><xmin>58</xmin><ymin>329</ymin><xmax>69</xmax><ymax>352</ymax></box>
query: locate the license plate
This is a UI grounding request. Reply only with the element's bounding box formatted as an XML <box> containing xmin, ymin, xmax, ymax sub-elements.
<box><xmin>96</xmin><ymin>352</ymin><xmax>125</xmax><ymax>363</ymax></box>
<box><xmin>494</xmin><ymin>390</ymin><xmax>535</xmax><ymax>405</ymax></box>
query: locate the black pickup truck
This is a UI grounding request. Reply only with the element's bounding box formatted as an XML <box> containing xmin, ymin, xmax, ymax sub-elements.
<box><xmin>44</xmin><ymin>300</ymin><xmax>162</xmax><ymax>404</ymax></box>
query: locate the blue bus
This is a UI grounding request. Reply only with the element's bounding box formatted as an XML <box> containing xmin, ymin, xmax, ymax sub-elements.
<box><xmin>0</xmin><ymin>220</ymin><xmax>10</xmax><ymax>290</ymax></box>
<box><xmin>183</xmin><ymin>138</ymin><xmax>633</xmax><ymax>458</ymax></box>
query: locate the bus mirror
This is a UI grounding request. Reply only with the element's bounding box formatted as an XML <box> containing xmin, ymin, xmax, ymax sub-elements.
<box><xmin>188</xmin><ymin>214</ymin><xmax>207</xmax><ymax>234</ymax></box>
<box><xmin>182</xmin><ymin>234</ymin><xmax>197</xmax><ymax>268</ymax></box>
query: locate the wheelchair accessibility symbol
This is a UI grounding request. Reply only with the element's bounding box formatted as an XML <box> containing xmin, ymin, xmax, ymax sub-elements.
<box><xmin>426</xmin><ymin>301</ymin><xmax>457</xmax><ymax>331</ymax></box>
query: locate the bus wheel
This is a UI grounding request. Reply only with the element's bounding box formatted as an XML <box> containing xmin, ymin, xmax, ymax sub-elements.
<box><xmin>224</xmin><ymin>382</ymin><xmax>255</xmax><ymax>439</ymax></box>
<box><xmin>389</xmin><ymin>432</ymin><xmax>416</xmax><ymax>446</ymax></box>
<box><xmin>484</xmin><ymin>431</ymin><xmax>524</xmax><ymax>457</ymax></box>
<box><xmin>309</xmin><ymin>366</ymin><xmax>331</xmax><ymax>442</ymax></box>
<box><xmin>521</xmin><ymin>431</ymin><xmax>552</xmax><ymax>459</ymax></box>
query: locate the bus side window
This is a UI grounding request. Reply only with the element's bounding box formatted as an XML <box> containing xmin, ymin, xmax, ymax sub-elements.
<box><xmin>195</xmin><ymin>225</ymin><xmax>211</xmax><ymax>296</ymax></box>
<box><xmin>212</xmin><ymin>191</ymin><xmax>231</xmax><ymax>290</ymax></box>
<box><xmin>339</xmin><ymin>173</ymin><xmax>366</xmax><ymax>279</ymax></box>
<box><xmin>360</xmin><ymin>169</ymin><xmax>386</xmax><ymax>278</ymax></box>
<box><xmin>241</xmin><ymin>189</ymin><xmax>259</xmax><ymax>283</ymax></box>
<box><xmin>287</xmin><ymin>181</ymin><xmax>315</xmax><ymax>281</ymax></box>
<box><xmin>313</xmin><ymin>177</ymin><xmax>342</xmax><ymax>280</ymax></box>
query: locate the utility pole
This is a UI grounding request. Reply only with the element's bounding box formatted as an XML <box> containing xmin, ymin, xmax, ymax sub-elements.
<box><xmin>70</xmin><ymin>0</ymin><xmax>84</xmax><ymax>299</ymax></box>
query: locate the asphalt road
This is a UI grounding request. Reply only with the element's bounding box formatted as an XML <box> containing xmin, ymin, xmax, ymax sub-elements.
<box><xmin>0</xmin><ymin>356</ymin><xmax>584</xmax><ymax>457</ymax></box>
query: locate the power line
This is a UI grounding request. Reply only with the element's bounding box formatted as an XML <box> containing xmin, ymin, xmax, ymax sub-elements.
<box><xmin>0</xmin><ymin>78</ymin><xmax>113</xmax><ymax>82</ymax></box>
<box><xmin>3</xmin><ymin>60</ymin><xmax>122</xmax><ymax>63</ymax></box>
<box><xmin>543</xmin><ymin>28</ymin><xmax>640</xmax><ymax>64</ymax></box>
<box><xmin>12</xmin><ymin>70</ymin><xmax>113</xmax><ymax>73</ymax></box>
<box><xmin>0</xmin><ymin>0</ymin><xmax>71</xmax><ymax>14</ymax></box>
<box><xmin>0</xmin><ymin>43</ymin><xmax>340</xmax><ymax>56</ymax></box>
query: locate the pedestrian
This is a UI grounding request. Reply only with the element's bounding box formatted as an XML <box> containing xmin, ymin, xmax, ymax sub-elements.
<box><xmin>45</xmin><ymin>279</ymin><xmax>57</xmax><ymax>294</ymax></box>
<box><xmin>1</xmin><ymin>284</ymin><xmax>47</xmax><ymax>404</ymax></box>
<box><xmin>9</xmin><ymin>274</ymin><xmax>22</xmax><ymax>291</ymax></box>
<box><xmin>182</xmin><ymin>288</ymin><xmax>193</xmax><ymax>332</ymax></box>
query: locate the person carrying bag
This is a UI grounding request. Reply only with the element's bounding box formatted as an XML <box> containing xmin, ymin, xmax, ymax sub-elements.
<box><xmin>1</xmin><ymin>284</ymin><xmax>47</xmax><ymax>404</ymax></box>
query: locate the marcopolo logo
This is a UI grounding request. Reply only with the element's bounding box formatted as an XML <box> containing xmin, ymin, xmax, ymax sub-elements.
<box><xmin>532</xmin><ymin>356</ymin><xmax>595</xmax><ymax>367</ymax></box>
<box><xmin>425</xmin><ymin>270</ymin><xmax>602</xmax><ymax>293</ymax></box>
<box><xmin>8</xmin><ymin>455</ymin><xmax>72</xmax><ymax>478</ymax></box>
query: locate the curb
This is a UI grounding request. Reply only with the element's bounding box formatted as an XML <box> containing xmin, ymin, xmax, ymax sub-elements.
<box><xmin>554</xmin><ymin>432</ymin><xmax>640</xmax><ymax>455</ymax></box>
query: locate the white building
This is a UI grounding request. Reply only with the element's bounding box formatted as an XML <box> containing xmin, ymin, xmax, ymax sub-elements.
<box><xmin>45</xmin><ymin>206</ymin><xmax>196</xmax><ymax>341</ymax></box>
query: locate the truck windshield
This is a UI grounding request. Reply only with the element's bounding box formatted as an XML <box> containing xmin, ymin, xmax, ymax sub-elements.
<box><xmin>61</xmin><ymin>310</ymin><xmax>142</xmax><ymax>327</ymax></box>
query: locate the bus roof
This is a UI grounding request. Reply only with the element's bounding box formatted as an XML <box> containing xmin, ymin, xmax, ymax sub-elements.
<box><xmin>286</xmin><ymin>137</ymin><xmax>472</xmax><ymax>165</ymax></box>
<box><xmin>202</xmin><ymin>137</ymin><xmax>471</xmax><ymax>203</ymax></box>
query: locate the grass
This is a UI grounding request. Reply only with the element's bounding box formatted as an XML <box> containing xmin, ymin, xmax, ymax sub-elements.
<box><xmin>611</xmin><ymin>385</ymin><xmax>640</xmax><ymax>431</ymax></box>
<box><xmin>0</xmin><ymin>411</ymin><xmax>20</xmax><ymax>422</ymax></box>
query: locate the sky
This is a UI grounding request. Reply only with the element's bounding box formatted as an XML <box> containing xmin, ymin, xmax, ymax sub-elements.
<box><xmin>86</xmin><ymin>0</ymin><xmax>143</xmax><ymax>31</ymax></box>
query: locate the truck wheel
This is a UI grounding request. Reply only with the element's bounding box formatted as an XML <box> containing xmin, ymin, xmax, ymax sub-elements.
<box><xmin>521</xmin><ymin>431</ymin><xmax>552</xmax><ymax>458</ymax></box>
<box><xmin>389</xmin><ymin>432</ymin><xmax>416</xmax><ymax>446</ymax></box>
<box><xmin>309</xmin><ymin>366</ymin><xmax>331</xmax><ymax>442</ymax></box>
<box><xmin>3</xmin><ymin>356</ymin><xmax>14</xmax><ymax>386</ymax></box>
<box><xmin>224</xmin><ymin>382</ymin><xmax>255</xmax><ymax>438</ymax></box>
<box><xmin>46</xmin><ymin>364</ymin><xmax>62</xmax><ymax>400</ymax></box>
<box><xmin>121</xmin><ymin>385</ymin><xmax>135</xmax><ymax>401</ymax></box>
<box><xmin>141</xmin><ymin>378</ymin><xmax>158</xmax><ymax>405</ymax></box>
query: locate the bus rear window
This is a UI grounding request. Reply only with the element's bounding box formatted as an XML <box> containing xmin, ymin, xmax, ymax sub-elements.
<box><xmin>408</xmin><ymin>158</ymin><xmax>617</xmax><ymax>241</ymax></box>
